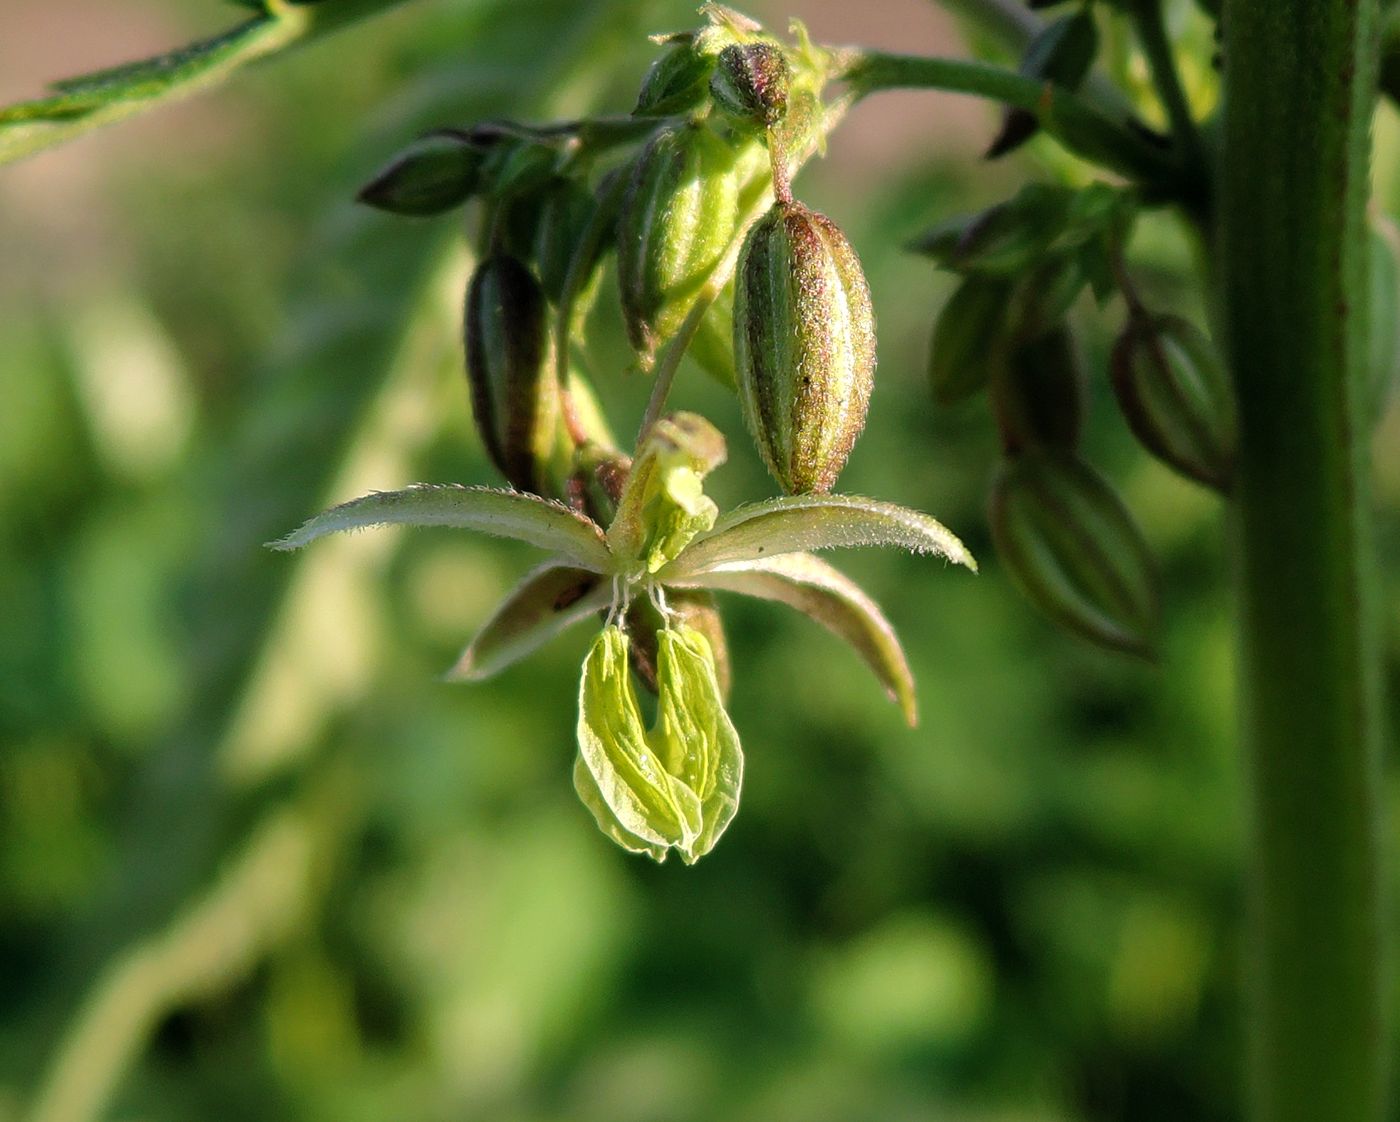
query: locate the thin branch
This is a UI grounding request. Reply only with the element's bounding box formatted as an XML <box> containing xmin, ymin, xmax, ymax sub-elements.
<box><xmin>840</xmin><ymin>51</ymin><xmax>1179</xmax><ymax>189</ymax></box>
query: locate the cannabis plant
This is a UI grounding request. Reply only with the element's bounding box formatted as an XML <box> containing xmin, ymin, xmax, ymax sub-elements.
<box><xmin>3</xmin><ymin>1</ymin><xmax>1392</xmax><ymax>1120</ymax></box>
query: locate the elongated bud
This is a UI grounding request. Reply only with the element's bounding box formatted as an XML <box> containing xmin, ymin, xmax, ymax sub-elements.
<box><xmin>357</xmin><ymin>131</ymin><xmax>483</xmax><ymax>216</ymax></box>
<box><xmin>929</xmin><ymin>276</ymin><xmax>1014</xmax><ymax>404</ymax></box>
<box><xmin>1110</xmin><ymin>313</ymin><xmax>1234</xmax><ymax>492</ymax></box>
<box><xmin>634</xmin><ymin>36</ymin><xmax>715</xmax><ymax>118</ymax></box>
<box><xmin>617</xmin><ymin>124</ymin><xmax>742</xmax><ymax>362</ymax></box>
<box><xmin>989</xmin><ymin>451</ymin><xmax>1159</xmax><ymax>656</ymax></box>
<box><xmin>533</xmin><ymin>176</ymin><xmax>601</xmax><ymax>303</ymax></box>
<box><xmin>734</xmin><ymin>200</ymin><xmax>876</xmax><ymax>493</ymax></box>
<box><xmin>463</xmin><ymin>255</ymin><xmax>558</xmax><ymax>493</ymax></box>
<box><xmin>991</xmin><ymin>325</ymin><xmax>1084</xmax><ymax>454</ymax></box>
<box><xmin>710</xmin><ymin>42</ymin><xmax>790</xmax><ymax>128</ymax></box>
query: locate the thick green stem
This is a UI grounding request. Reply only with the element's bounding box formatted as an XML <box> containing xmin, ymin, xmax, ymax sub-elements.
<box><xmin>1219</xmin><ymin>3</ymin><xmax>1388</xmax><ymax>1120</ymax></box>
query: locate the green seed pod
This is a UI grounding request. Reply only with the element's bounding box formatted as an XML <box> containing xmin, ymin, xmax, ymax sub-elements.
<box><xmin>357</xmin><ymin>130</ymin><xmax>484</xmax><ymax>216</ymax></box>
<box><xmin>928</xmin><ymin>275</ymin><xmax>1014</xmax><ymax>404</ymax></box>
<box><xmin>463</xmin><ymin>255</ymin><xmax>558</xmax><ymax>494</ymax></box>
<box><xmin>989</xmin><ymin>450</ymin><xmax>1160</xmax><ymax>656</ymax></box>
<box><xmin>991</xmin><ymin>325</ymin><xmax>1085</xmax><ymax>455</ymax></box>
<box><xmin>734</xmin><ymin>200</ymin><xmax>876</xmax><ymax>493</ymax></box>
<box><xmin>710</xmin><ymin>42</ymin><xmax>790</xmax><ymax>128</ymax></box>
<box><xmin>617</xmin><ymin>123</ymin><xmax>742</xmax><ymax>362</ymax></box>
<box><xmin>634</xmin><ymin>36</ymin><xmax>715</xmax><ymax>118</ymax></box>
<box><xmin>1110</xmin><ymin>313</ymin><xmax>1235</xmax><ymax>492</ymax></box>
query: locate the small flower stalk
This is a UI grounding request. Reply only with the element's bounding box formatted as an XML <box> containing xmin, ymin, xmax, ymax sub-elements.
<box><xmin>280</xmin><ymin>6</ymin><xmax>976</xmax><ymax>863</ymax></box>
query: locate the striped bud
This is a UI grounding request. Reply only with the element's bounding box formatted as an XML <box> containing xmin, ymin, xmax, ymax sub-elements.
<box><xmin>1110</xmin><ymin>313</ymin><xmax>1234</xmax><ymax>492</ymax></box>
<box><xmin>617</xmin><ymin>123</ymin><xmax>742</xmax><ymax>362</ymax></box>
<box><xmin>463</xmin><ymin>255</ymin><xmax>558</xmax><ymax>494</ymax></box>
<box><xmin>991</xmin><ymin>326</ymin><xmax>1085</xmax><ymax>454</ymax></box>
<box><xmin>710</xmin><ymin>42</ymin><xmax>790</xmax><ymax>128</ymax></box>
<box><xmin>734</xmin><ymin>200</ymin><xmax>876</xmax><ymax>493</ymax></box>
<box><xmin>989</xmin><ymin>451</ymin><xmax>1159</xmax><ymax>656</ymax></box>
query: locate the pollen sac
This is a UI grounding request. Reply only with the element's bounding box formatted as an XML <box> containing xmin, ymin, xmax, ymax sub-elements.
<box><xmin>1110</xmin><ymin>313</ymin><xmax>1235</xmax><ymax>492</ymax></box>
<box><xmin>463</xmin><ymin>255</ymin><xmax>558</xmax><ymax>494</ymax></box>
<box><xmin>710</xmin><ymin>42</ymin><xmax>790</xmax><ymax>129</ymax></box>
<box><xmin>625</xmin><ymin>589</ymin><xmax>731</xmax><ymax>702</ymax></box>
<box><xmin>574</xmin><ymin>624</ymin><xmax>743</xmax><ymax>863</ymax></box>
<box><xmin>617</xmin><ymin>123</ymin><xmax>743</xmax><ymax>363</ymax></box>
<box><xmin>734</xmin><ymin>200</ymin><xmax>876</xmax><ymax>493</ymax></box>
<box><xmin>989</xmin><ymin>450</ymin><xmax>1160</xmax><ymax>657</ymax></box>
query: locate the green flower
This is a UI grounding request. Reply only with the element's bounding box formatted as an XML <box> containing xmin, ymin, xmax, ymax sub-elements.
<box><xmin>271</xmin><ymin>412</ymin><xmax>974</xmax><ymax>860</ymax></box>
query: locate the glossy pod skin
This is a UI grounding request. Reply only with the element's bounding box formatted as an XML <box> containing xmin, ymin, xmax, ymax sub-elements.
<box><xmin>733</xmin><ymin>199</ymin><xmax>876</xmax><ymax>493</ymax></box>
<box><xmin>463</xmin><ymin>254</ymin><xmax>558</xmax><ymax>494</ymax></box>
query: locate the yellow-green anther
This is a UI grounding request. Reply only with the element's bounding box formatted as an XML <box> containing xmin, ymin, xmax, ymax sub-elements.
<box><xmin>607</xmin><ymin>412</ymin><xmax>727</xmax><ymax>576</ymax></box>
<box><xmin>463</xmin><ymin>255</ymin><xmax>559</xmax><ymax>495</ymax></box>
<box><xmin>575</xmin><ymin>626</ymin><xmax>703</xmax><ymax>856</ymax></box>
<box><xmin>574</xmin><ymin>624</ymin><xmax>742</xmax><ymax>863</ymax></box>
<box><xmin>616</xmin><ymin>123</ymin><xmax>743</xmax><ymax>363</ymax></box>
<box><xmin>734</xmin><ymin>199</ymin><xmax>876</xmax><ymax>493</ymax></box>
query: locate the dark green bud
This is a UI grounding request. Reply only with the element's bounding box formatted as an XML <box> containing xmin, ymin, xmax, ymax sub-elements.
<box><xmin>1110</xmin><ymin>313</ymin><xmax>1234</xmax><ymax>492</ymax></box>
<box><xmin>533</xmin><ymin>176</ymin><xmax>602</xmax><ymax>303</ymax></box>
<box><xmin>992</xmin><ymin>326</ymin><xmax>1085</xmax><ymax>454</ymax></box>
<box><xmin>989</xmin><ymin>450</ymin><xmax>1160</xmax><ymax>656</ymax></box>
<box><xmin>734</xmin><ymin>200</ymin><xmax>876</xmax><ymax>493</ymax></box>
<box><xmin>634</xmin><ymin>37</ymin><xmax>715</xmax><ymax>118</ymax></box>
<box><xmin>357</xmin><ymin>130</ymin><xmax>483</xmax><ymax>216</ymax></box>
<box><xmin>617</xmin><ymin>123</ymin><xmax>742</xmax><ymax>362</ymax></box>
<box><xmin>463</xmin><ymin>255</ymin><xmax>558</xmax><ymax>494</ymax></box>
<box><xmin>710</xmin><ymin>42</ymin><xmax>790</xmax><ymax>128</ymax></box>
<box><xmin>928</xmin><ymin>275</ymin><xmax>1014</xmax><ymax>405</ymax></box>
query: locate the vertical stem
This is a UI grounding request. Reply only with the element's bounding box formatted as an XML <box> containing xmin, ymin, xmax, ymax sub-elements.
<box><xmin>1219</xmin><ymin>3</ymin><xmax>1388</xmax><ymax>1120</ymax></box>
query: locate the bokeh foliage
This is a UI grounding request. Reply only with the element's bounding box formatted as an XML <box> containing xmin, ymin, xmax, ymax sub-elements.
<box><xmin>2</xmin><ymin>2</ymin><xmax>1399</xmax><ymax>1120</ymax></box>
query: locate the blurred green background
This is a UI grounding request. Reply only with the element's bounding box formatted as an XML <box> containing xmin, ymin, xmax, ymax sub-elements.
<box><xmin>2</xmin><ymin>2</ymin><xmax>1399</xmax><ymax>1120</ymax></box>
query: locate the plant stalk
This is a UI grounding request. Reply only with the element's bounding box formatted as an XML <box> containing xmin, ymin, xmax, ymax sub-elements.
<box><xmin>1218</xmin><ymin>2</ymin><xmax>1388</xmax><ymax>1119</ymax></box>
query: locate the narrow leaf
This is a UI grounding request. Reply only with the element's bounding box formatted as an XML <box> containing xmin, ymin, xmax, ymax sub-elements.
<box><xmin>0</xmin><ymin>0</ymin><xmax>418</xmax><ymax>167</ymax></box>
<box><xmin>660</xmin><ymin>494</ymin><xmax>976</xmax><ymax>580</ymax></box>
<box><xmin>676</xmin><ymin>552</ymin><xmax>918</xmax><ymax>726</ymax></box>
<box><xmin>445</xmin><ymin>563</ymin><xmax>610</xmax><ymax>681</ymax></box>
<box><xmin>269</xmin><ymin>484</ymin><xmax>613</xmax><ymax>573</ymax></box>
